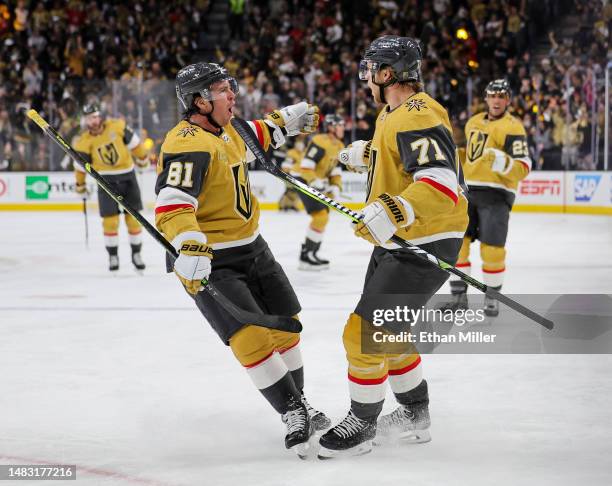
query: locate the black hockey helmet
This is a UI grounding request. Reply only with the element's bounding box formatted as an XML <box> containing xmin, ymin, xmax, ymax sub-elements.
<box><xmin>360</xmin><ymin>36</ymin><xmax>423</xmax><ymax>83</ymax></box>
<box><xmin>485</xmin><ymin>79</ymin><xmax>511</xmax><ymax>97</ymax></box>
<box><xmin>323</xmin><ymin>113</ymin><xmax>345</xmax><ymax>131</ymax></box>
<box><xmin>175</xmin><ymin>62</ymin><xmax>239</xmax><ymax>111</ymax></box>
<box><xmin>82</xmin><ymin>102</ymin><xmax>102</xmax><ymax>116</ymax></box>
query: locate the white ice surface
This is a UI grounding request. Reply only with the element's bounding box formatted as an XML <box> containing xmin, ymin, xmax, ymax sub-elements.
<box><xmin>1</xmin><ymin>210</ymin><xmax>611</xmax><ymax>485</ymax></box>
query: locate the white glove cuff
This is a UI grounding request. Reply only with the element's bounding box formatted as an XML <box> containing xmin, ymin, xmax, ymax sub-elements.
<box><xmin>172</xmin><ymin>231</ymin><xmax>207</xmax><ymax>252</ymax></box>
<box><xmin>263</xmin><ymin>119</ymin><xmax>286</xmax><ymax>148</ymax></box>
<box><xmin>395</xmin><ymin>196</ymin><xmax>415</xmax><ymax>227</ymax></box>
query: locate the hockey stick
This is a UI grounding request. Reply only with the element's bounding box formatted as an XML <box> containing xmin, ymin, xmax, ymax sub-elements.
<box><xmin>231</xmin><ymin>117</ymin><xmax>554</xmax><ymax>331</ymax></box>
<box><xmin>82</xmin><ymin>196</ymin><xmax>89</xmax><ymax>248</ymax></box>
<box><xmin>27</xmin><ymin>109</ymin><xmax>301</xmax><ymax>333</ymax></box>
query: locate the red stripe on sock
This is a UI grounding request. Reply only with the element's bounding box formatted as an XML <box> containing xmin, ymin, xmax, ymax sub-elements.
<box><xmin>244</xmin><ymin>351</ymin><xmax>275</xmax><ymax>369</ymax></box>
<box><xmin>456</xmin><ymin>262</ymin><xmax>471</xmax><ymax>268</ymax></box>
<box><xmin>348</xmin><ymin>373</ymin><xmax>388</xmax><ymax>385</ymax></box>
<box><xmin>483</xmin><ymin>267</ymin><xmax>505</xmax><ymax>274</ymax></box>
<box><xmin>103</xmin><ymin>232</ymin><xmax>118</xmax><ymax>236</ymax></box>
<box><xmin>389</xmin><ymin>356</ymin><xmax>422</xmax><ymax>376</ymax></box>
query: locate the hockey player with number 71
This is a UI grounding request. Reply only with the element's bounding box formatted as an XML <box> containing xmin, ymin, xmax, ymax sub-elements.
<box><xmin>318</xmin><ymin>36</ymin><xmax>468</xmax><ymax>458</ymax></box>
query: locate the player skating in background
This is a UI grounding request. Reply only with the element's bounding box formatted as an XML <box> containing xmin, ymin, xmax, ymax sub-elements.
<box><xmin>319</xmin><ymin>36</ymin><xmax>468</xmax><ymax>458</ymax></box>
<box><xmin>442</xmin><ymin>79</ymin><xmax>532</xmax><ymax>316</ymax></box>
<box><xmin>154</xmin><ymin>62</ymin><xmax>329</xmax><ymax>456</ymax></box>
<box><xmin>73</xmin><ymin>102</ymin><xmax>151</xmax><ymax>273</ymax></box>
<box><xmin>277</xmin><ymin>136</ymin><xmax>306</xmax><ymax>212</ymax></box>
<box><xmin>291</xmin><ymin>114</ymin><xmax>346</xmax><ymax>270</ymax></box>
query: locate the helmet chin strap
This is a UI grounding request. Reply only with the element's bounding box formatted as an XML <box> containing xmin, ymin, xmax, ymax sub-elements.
<box><xmin>372</xmin><ymin>73</ymin><xmax>397</xmax><ymax>104</ymax></box>
<box><xmin>203</xmin><ymin>100</ymin><xmax>222</xmax><ymax>130</ymax></box>
<box><xmin>192</xmin><ymin>98</ymin><xmax>222</xmax><ymax>130</ymax></box>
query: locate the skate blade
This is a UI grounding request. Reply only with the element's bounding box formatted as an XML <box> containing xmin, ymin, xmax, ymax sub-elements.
<box><xmin>289</xmin><ymin>422</ymin><xmax>317</xmax><ymax>460</ymax></box>
<box><xmin>291</xmin><ymin>441</ymin><xmax>311</xmax><ymax>460</ymax></box>
<box><xmin>317</xmin><ymin>440</ymin><xmax>373</xmax><ymax>460</ymax></box>
<box><xmin>133</xmin><ymin>268</ymin><xmax>145</xmax><ymax>276</ymax></box>
<box><xmin>374</xmin><ymin>429</ymin><xmax>431</xmax><ymax>446</ymax></box>
<box><xmin>399</xmin><ymin>429</ymin><xmax>431</xmax><ymax>444</ymax></box>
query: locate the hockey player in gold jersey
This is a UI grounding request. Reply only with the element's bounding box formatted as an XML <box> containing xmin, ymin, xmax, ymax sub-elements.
<box><xmin>277</xmin><ymin>136</ymin><xmax>306</xmax><ymax>211</ymax></box>
<box><xmin>154</xmin><ymin>62</ymin><xmax>328</xmax><ymax>455</ymax></box>
<box><xmin>292</xmin><ymin>114</ymin><xmax>345</xmax><ymax>270</ymax></box>
<box><xmin>318</xmin><ymin>36</ymin><xmax>468</xmax><ymax>458</ymax></box>
<box><xmin>73</xmin><ymin>103</ymin><xmax>151</xmax><ymax>272</ymax></box>
<box><xmin>443</xmin><ymin>79</ymin><xmax>532</xmax><ymax>316</ymax></box>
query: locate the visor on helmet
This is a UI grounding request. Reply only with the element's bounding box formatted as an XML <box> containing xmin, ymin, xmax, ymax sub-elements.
<box><xmin>199</xmin><ymin>76</ymin><xmax>239</xmax><ymax>101</ymax></box>
<box><xmin>359</xmin><ymin>60</ymin><xmax>383</xmax><ymax>81</ymax></box>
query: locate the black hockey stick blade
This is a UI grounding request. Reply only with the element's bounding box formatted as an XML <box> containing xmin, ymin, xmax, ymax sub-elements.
<box><xmin>231</xmin><ymin>116</ymin><xmax>553</xmax><ymax>331</ymax></box>
<box><xmin>27</xmin><ymin>109</ymin><xmax>301</xmax><ymax>333</ymax></box>
<box><xmin>485</xmin><ymin>287</ymin><xmax>554</xmax><ymax>330</ymax></box>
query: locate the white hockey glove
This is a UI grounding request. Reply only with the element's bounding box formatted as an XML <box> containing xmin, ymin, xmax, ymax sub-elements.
<box><xmin>353</xmin><ymin>193</ymin><xmax>415</xmax><ymax>245</ymax></box>
<box><xmin>172</xmin><ymin>231</ymin><xmax>213</xmax><ymax>295</ymax></box>
<box><xmin>486</xmin><ymin>148</ymin><xmax>514</xmax><ymax>175</ymax></box>
<box><xmin>75</xmin><ymin>182</ymin><xmax>90</xmax><ymax>200</ymax></box>
<box><xmin>266</xmin><ymin>102</ymin><xmax>320</xmax><ymax>136</ymax></box>
<box><xmin>326</xmin><ymin>184</ymin><xmax>340</xmax><ymax>200</ymax></box>
<box><xmin>310</xmin><ymin>177</ymin><xmax>329</xmax><ymax>193</ymax></box>
<box><xmin>338</xmin><ymin>140</ymin><xmax>371</xmax><ymax>173</ymax></box>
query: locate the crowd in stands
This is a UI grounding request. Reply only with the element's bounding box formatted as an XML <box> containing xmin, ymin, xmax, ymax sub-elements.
<box><xmin>0</xmin><ymin>0</ymin><xmax>610</xmax><ymax>172</ymax></box>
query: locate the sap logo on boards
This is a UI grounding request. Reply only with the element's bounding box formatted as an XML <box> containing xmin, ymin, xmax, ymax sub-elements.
<box><xmin>574</xmin><ymin>174</ymin><xmax>601</xmax><ymax>202</ymax></box>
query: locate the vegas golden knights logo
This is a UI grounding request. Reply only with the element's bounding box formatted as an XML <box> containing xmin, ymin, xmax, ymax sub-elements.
<box><xmin>97</xmin><ymin>143</ymin><xmax>119</xmax><ymax>166</ymax></box>
<box><xmin>466</xmin><ymin>130</ymin><xmax>488</xmax><ymax>162</ymax></box>
<box><xmin>231</xmin><ymin>161</ymin><xmax>253</xmax><ymax>220</ymax></box>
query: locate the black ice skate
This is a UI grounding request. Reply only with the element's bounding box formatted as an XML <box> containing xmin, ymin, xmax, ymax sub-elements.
<box><xmin>312</xmin><ymin>241</ymin><xmax>329</xmax><ymax>267</ymax></box>
<box><xmin>484</xmin><ymin>285</ymin><xmax>501</xmax><ymax>317</ymax></box>
<box><xmin>108</xmin><ymin>255</ymin><xmax>119</xmax><ymax>272</ymax></box>
<box><xmin>301</xmin><ymin>393</ymin><xmax>331</xmax><ymax>431</ymax></box>
<box><xmin>281</xmin><ymin>398</ymin><xmax>314</xmax><ymax>459</ymax></box>
<box><xmin>131</xmin><ymin>252</ymin><xmax>146</xmax><ymax>273</ymax></box>
<box><xmin>484</xmin><ymin>295</ymin><xmax>499</xmax><ymax>316</ymax></box>
<box><xmin>131</xmin><ymin>244</ymin><xmax>145</xmax><ymax>274</ymax></box>
<box><xmin>374</xmin><ymin>403</ymin><xmax>431</xmax><ymax>445</ymax></box>
<box><xmin>299</xmin><ymin>239</ymin><xmax>329</xmax><ymax>271</ymax></box>
<box><xmin>318</xmin><ymin>410</ymin><xmax>376</xmax><ymax>459</ymax></box>
<box><xmin>438</xmin><ymin>280</ymin><xmax>468</xmax><ymax>312</ymax></box>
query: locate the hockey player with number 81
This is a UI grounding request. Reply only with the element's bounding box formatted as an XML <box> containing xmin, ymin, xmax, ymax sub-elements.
<box><xmin>154</xmin><ymin>62</ymin><xmax>329</xmax><ymax>457</ymax></box>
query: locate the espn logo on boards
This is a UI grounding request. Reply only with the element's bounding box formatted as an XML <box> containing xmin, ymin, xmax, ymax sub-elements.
<box><xmin>519</xmin><ymin>179</ymin><xmax>561</xmax><ymax>196</ymax></box>
<box><xmin>574</xmin><ymin>174</ymin><xmax>601</xmax><ymax>202</ymax></box>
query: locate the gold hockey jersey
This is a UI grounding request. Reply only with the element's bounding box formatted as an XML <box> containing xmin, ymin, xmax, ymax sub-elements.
<box><xmin>463</xmin><ymin>111</ymin><xmax>531</xmax><ymax>194</ymax></box>
<box><xmin>73</xmin><ymin>118</ymin><xmax>147</xmax><ymax>175</ymax></box>
<box><xmin>155</xmin><ymin>119</ymin><xmax>274</xmax><ymax>249</ymax></box>
<box><xmin>293</xmin><ymin>133</ymin><xmax>344</xmax><ymax>188</ymax></box>
<box><xmin>366</xmin><ymin>92</ymin><xmax>468</xmax><ymax>246</ymax></box>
